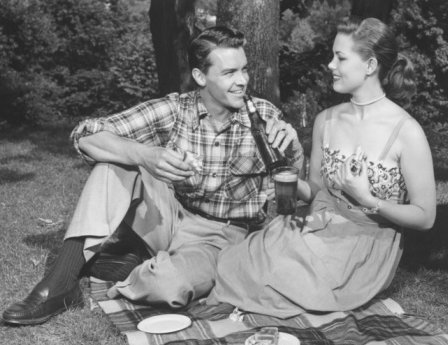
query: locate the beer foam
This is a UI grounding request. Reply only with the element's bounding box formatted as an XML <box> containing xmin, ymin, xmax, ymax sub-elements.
<box><xmin>273</xmin><ymin>171</ymin><xmax>298</xmax><ymax>182</ymax></box>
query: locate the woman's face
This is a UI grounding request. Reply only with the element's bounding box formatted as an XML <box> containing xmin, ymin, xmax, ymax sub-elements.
<box><xmin>328</xmin><ymin>33</ymin><xmax>370</xmax><ymax>94</ymax></box>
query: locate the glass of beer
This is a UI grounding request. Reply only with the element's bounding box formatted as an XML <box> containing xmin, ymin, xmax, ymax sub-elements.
<box><xmin>272</xmin><ymin>166</ymin><xmax>299</xmax><ymax>215</ymax></box>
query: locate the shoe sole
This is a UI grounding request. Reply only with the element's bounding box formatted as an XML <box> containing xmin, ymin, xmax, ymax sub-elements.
<box><xmin>3</xmin><ymin>305</ymin><xmax>68</xmax><ymax>325</ymax></box>
<box><xmin>2</xmin><ymin>287</ymin><xmax>83</xmax><ymax>326</ymax></box>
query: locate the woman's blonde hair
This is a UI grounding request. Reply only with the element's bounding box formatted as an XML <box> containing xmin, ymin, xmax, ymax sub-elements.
<box><xmin>337</xmin><ymin>17</ymin><xmax>416</xmax><ymax>106</ymax></box>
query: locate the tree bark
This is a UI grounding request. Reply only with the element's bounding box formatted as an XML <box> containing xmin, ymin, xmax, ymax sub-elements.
<box><xmin>350</xmin><ymin>0</ymin><xmax>394</xmax><ymax>23</ymax></box>
<box><xmin>149</xmin><ymin>0</ymin><xmax>196</xmax><ymax>95</ymax></box>
<box><xmin>217</xmin><ymin>0</ymin><xmax>280</xmax><ymax>106</ymax></box>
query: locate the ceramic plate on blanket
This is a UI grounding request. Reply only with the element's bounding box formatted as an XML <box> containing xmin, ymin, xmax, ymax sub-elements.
<box><xmin>245</xmin><ymin>332</ymin><xmax>300</xmax><ymax>345</ymax></box>
<box><xmin>137</xmin><ymin>314</ymin><xmax>192</xmax><ymax>334</ymax></box>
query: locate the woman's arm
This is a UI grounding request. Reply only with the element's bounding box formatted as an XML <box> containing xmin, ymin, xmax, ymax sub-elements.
<box><xmin>296</xmin><ymin>111</ymin><xmax>326</xmax><ymax>203</ymax></box>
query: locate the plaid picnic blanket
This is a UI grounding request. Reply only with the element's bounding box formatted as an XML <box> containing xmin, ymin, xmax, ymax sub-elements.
<box><xmin>89</xmin><ymin>279</ymin><xmax>448</xmax><ymax>345</ymax></box>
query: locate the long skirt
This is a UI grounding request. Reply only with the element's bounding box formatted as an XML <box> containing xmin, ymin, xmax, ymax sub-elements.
<box><xmin>206</xmin><ymin>190</ymin><xmax>402</xmax><ymax>319</ymax></box>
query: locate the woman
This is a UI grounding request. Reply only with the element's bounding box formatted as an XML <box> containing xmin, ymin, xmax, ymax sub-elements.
<box><xmin>206</xmin><ymin>17</ymin><xmax>436</xmax><ymax>319</ymax></box>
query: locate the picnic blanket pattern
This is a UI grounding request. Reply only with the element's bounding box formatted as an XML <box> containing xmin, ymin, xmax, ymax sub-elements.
<box><xmin>89</xmin><ymin>279</ymin><xmax>448</xmax><ymax>345</ymax></box>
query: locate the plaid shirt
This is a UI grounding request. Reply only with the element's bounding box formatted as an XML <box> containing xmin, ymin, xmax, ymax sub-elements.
<box><xmin>71</xmin><ymin>91</ymin><xmax>303</xmax><ymax>220</ymax></box>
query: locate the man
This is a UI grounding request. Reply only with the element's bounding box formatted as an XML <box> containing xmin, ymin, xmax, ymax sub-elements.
<box><xmin>3</xmin><ymin>26</ymin><xmax>303</xmax><ymax>325</ymax></box>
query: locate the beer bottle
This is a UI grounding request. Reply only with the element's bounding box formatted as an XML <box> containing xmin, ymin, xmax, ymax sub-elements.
<box><xmin>244</xmin><ymin>95</ymin><xmax>288</xmax><ymax>173</ymax></box>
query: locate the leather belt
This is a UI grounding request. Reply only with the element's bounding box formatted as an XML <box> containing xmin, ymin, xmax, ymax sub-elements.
<box><xmin>182</xmin><ymin>204</ymin><xmax>265</xmax><ymax>232</ymax></box>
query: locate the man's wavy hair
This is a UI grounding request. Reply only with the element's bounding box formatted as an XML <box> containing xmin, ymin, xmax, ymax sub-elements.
<box><xmin>188</xmin><ymin>26</ymin><xmax>246</xmax><ymax>74</ymax></box>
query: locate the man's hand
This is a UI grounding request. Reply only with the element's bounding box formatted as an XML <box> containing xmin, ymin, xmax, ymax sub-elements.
<box><xmin>265</xmin><ymin>118</ymin><xmax>299</xmax><ymax>153</ymax></box>
<box><xmin>139</xmin><ymin>146</ymin><xmax>194</xmax><ymax>184</ymax></box>
<box><xmin>266</xmin><ymin>178</ymin><xmax>275</xmax><ymax>201</ymax></box>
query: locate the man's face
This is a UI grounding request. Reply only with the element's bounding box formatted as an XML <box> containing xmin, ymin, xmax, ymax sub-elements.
<box><xmin>195</xmin><ymin>47</ymin><xmax>249</xmax><ymax>115</ymax></box>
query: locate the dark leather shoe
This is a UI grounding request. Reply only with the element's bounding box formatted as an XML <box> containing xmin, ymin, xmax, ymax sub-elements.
<box><xmin>2</xmin><ymin>283</ymin><xmax>83</xmax><ymax>325</ymax></box>
<box><xmin>85</xmin><ymin>252</ymin><xmax>143</xmax><ymax>282</ymax></box>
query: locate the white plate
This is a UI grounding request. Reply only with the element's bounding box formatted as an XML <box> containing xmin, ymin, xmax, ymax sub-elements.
<box><xmin>245</xmin><ymin>332</ymin><xmax>300</xmax><ymax>345</ymax></box>
<box><xmin>137</xmin><ymin>314</ymin><xmax>192</xmax><ymax>334</ymax></box>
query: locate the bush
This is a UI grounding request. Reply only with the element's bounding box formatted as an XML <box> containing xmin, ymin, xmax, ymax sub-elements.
<box><xmin>279</xmin><ymin>0</ymin><xmax>351</xmax><ymax>134</ymax></box>
<box><xmin>390</xmin><ymin>0</ymin><xmax>448</xmax><ymax>125</ymax></box>
<box><xmin>279</xmin><ymin>0</ymin><xmax>448</xmax><ymax>133</ymax></box>
<box><xmin>0</xmin><ymin>0</ymin><xmax>58</xmax><ymax>124</ymax></box>
<box><xmin>107</xmin><ymin>16</ymin><xmax>158</xmax><ymax>116</ymax></box>
<box><xmin>0</xmin><ymin>0</ymin><xmax>158</xmax><ymax>125</ymax></box>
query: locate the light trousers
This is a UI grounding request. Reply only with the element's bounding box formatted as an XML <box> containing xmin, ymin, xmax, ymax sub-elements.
<box><xmin>65</xmin><ymin>163</ymin><xmax>247</xmax><ymax>307</ymax></box>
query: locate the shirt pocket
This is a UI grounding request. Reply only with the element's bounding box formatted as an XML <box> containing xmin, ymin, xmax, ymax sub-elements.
<box><xmin>224</xmin><ymin>155</ymin><xmax>266</xmax><ymax>201</ymax></box>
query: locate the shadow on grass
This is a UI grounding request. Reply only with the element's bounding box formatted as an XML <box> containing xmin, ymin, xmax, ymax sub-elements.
<box><xmin>0</xmin><ymin>153</ymin><xmax>38</xmax><ymax>165</ymax></box>
<box><xmin>401</xmin><ymin>204</ymin><xmax>448</xmax><ymax>271</ymax></box>
<box><xmin>0</xmin><ymin>124</ymin><xmax>77</xmax><ymax>157</ymax></box>
<box><xmin>0</xmin><ymin>168</ymin><xmax>35</xmax><ymax>184</ymax></box>
<box><xmin>23</xmin><ymin>228</ymin><xmax>66</xmax><ymax>271</ymax></box>
<box><xmin>28</xmin><ymin>126</ymin><xmax>76</xmax><ymax>156</ymax></box>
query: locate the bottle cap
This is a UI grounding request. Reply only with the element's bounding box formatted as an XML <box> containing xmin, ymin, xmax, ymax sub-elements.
<box><xmin>246</xmin><ymin>98</ymin><xmax>256</xmax><ymax>112</ymax></box>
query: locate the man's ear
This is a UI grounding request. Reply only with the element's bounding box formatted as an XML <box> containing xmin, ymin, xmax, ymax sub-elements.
<box><xmin>192</xmin><ymin>68</ymin><xmax>206</xmax><ymax>87</ymax></box>
<box><xmin>366</xmin><ymin>57</ymin><xmax>378</xmax><ymax>76</ymax></box>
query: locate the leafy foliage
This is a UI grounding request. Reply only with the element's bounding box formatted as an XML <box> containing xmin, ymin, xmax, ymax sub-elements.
<box><xmin>279</xmin><ymin>0</ymin><xmax>351</xmax><ymax>133</ymax></box>
<box><xmin>1</xmin><ymin>0</ymin><xmax>447</xmax><ymax>137</ymax></box>
<box><xmin>390</xmin><ymin>0</ymin><xmax>448</xmax><ymax>125</ymax></box>
<box><xmin>0</xmin><ymin>0</ymin><xmax>157</xmax><ymax>124</ymax></box>
<box><xmin>279</xmin><ymin>0</ymin><xmax>448</xmax><ymax>132</ymax></box>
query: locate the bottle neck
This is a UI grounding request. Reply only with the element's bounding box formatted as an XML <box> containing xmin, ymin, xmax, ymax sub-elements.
<box><xmin>245</xmin><ymin>98</ymin><xmax>264</xmax><ymax>127</ymax></box>
<box><xmin>244</xmin><ymin>96</ymin><xmax>287</xmax><ymax>170</ymax></box>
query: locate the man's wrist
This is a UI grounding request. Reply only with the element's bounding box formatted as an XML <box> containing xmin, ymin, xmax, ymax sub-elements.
<box><xmin>129</xmin><ymin>142</ymin><xmax>148</xmax><ymax>167</ymax></box>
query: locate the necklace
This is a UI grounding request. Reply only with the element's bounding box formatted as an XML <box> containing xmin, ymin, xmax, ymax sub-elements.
<box><xmin>350</xmin><ymin>93</ymin><xmax>386</xmax><ymax>106</ymax></box>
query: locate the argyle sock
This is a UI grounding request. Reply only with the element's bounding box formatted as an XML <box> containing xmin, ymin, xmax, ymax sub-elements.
<box><xmin>35</xmin><ymin>237</ymin><xmax>86</xmax><ymax>297</ymax></box>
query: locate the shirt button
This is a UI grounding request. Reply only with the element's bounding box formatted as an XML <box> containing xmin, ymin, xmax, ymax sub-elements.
<box><xmin>347</xmin><ymin>205</ymin><xmax>352</xmax><ymax>209</ymax></box>
<box><xmin>214</xmin><ymin>141</ymin><xmax>220</xmax><ymax>146</ymax></box>
<box><xmin>212</xmin><ymin>172</ymin><xmax>217</xmax><ymax>178</ymax></box>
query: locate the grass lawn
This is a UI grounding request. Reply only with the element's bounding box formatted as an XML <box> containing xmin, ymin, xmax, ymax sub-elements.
<box><xmin>0</xmin><ymin>125</ymin><xmax>447</xmax><ymax>344</ymax></box>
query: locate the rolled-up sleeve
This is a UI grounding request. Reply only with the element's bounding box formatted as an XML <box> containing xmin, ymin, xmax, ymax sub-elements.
<box><xmin>70</xmin><ymin>118</ymin><xmax>117</xmax><ymax>163</ymax></box>
<box><xmin>70</xmin><ymin>93</ymin><xmax>179</xmax><ymax>163</ymax></box>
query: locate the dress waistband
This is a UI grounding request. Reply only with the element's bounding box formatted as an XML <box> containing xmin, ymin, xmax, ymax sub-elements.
<box><xmin>324</xmin><ymin>189</ymin><xmax>397</xmax><ymax>228</ymax></box>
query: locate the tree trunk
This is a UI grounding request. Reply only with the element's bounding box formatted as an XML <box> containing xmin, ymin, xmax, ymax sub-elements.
<box><xmin>149</xmin><ymin>0</ymin><xmax>196</xmax><ymax>95</ymax></box>
<box><xmin>217</xmin><ymin>0</ymin><xmax>280</xmax><ymax>106</ymax></box>
<box><xmin>350</xmin><ymin>0</ymin><xmax>394</xmax><ymax>23</ymax></box>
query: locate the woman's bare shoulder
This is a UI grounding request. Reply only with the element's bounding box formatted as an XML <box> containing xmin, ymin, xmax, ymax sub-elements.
<box><xmin>388</xmin><ymin>106</ymin><xmax>428</xmax><ymax>147</ymax></box>
<box><xmin>316</xmin><ymin>102</ymin><xmax>351</xmax><ymax>122</ymax></box>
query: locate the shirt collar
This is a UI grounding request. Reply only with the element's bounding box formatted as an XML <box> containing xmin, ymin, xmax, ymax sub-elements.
<box><xmin>233</xmin><ymin>108</ymin><xmax>252</xmax><ymax>128</ymax></box>
<box><xmin>193</xmin><ymin>91</ymin><xmax>251</xmax><ymax>131</ymax></box>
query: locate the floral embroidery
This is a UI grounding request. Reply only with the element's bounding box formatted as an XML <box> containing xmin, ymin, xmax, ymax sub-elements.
<box><xmin>321</xmin><ymin>146</ymin><xmax>407</xmax><ymax>202</ymax></box>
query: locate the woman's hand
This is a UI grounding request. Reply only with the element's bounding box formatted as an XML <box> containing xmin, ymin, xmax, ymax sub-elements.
<box><xmin>333</xmin><ymin>148</ymin><xmax>375</xmax><ymax>206</ymax></box>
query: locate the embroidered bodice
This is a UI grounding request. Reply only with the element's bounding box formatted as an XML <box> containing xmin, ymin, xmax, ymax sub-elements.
<box><xmin>319</xmin><ymin>109</ymin><xmax>411</xmax><ymax>206</ymax></box>
<box><xmin>321</xmin><ymin>145</ymin><xmax>407</xmax><ymax>203</ymax></box>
